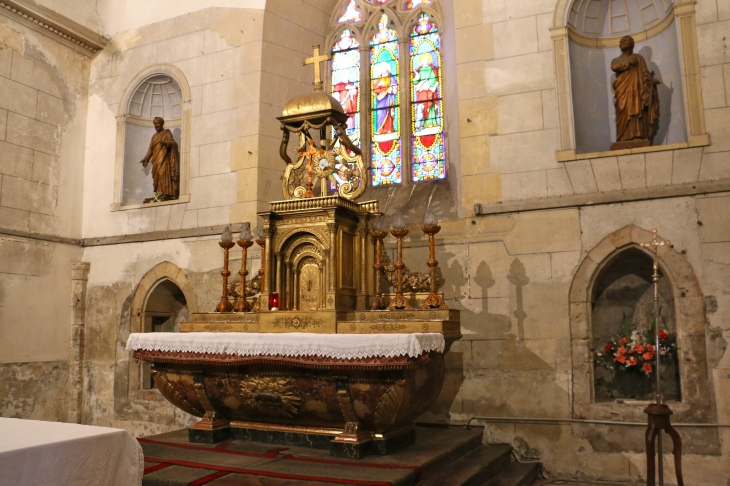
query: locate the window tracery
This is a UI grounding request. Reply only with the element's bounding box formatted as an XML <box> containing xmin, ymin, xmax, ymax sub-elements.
<box><xmin>330</xmin><ymin>0</ymin><xmax>447</xmax><ymax>187</ymax></box>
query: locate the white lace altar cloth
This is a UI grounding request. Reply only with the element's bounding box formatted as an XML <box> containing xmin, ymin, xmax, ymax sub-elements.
<box><xmin>126</xmin><ymin>332</ymin><xmax>445</xmax><ymax>360</ymax></box>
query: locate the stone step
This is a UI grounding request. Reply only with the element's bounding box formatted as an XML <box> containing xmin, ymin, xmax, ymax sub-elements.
<box><xmin>421</xmin><ymin>444</ymin><xmax>513</xmax><ymax>486</ymax></box>
<box><xmin>413</xmin><ymin>427</ymin><xmax>482</xmax><ymax>480</ymax></box>
<box><xmin>482</xmin><ymin>461</ymin><xmax>541</xmax><ymax>486</ymax></box>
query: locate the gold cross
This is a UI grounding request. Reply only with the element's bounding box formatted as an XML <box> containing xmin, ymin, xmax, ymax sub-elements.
<box><xmin>303</xmin><ymin>45</ymin><xmax>330</xmax><ymax>91</ymax></box>
<box><xmin>641</xmin><ymin>229</ymin><xmax>671</xmax><ymax>283</ymax></box>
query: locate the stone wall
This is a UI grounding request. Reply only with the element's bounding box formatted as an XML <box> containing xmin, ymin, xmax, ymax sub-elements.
<box><xmin>1</xmin><ymin>0</ymin><xmax>729</xmax><ymax>483</ymax></box>
<box><xmin>0</xmin><ymin>14</ymin><xmax>88</xmax><ymax>420</ymax></box>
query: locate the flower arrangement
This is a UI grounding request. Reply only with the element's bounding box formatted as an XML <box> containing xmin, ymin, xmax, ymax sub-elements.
<box><xmin>596</xmin><ymin>311</ymin><xmax>677</xmax><ymax>377</ymax></box>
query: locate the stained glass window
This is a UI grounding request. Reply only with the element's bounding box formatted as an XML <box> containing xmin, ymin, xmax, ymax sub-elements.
<box><xmin>370</xmin><ymin>14</ymin><xmax>401</xmax><ymax>186</ymax></box>
<box><xmin>338</xmin><ymin>0</ymin><xmax>362</xmax><ymax>23</ymax></box>
<box><xmin>409</xmin><ymin>13</ymin><xmax>445</xmax><ymax>182</ymax></box>
<box><xmin>330</xmin><ymin>29</ymin><xmax>361</xmax><ymax>190</ymax></box>
<box><xmin>405</xmin><ymin>0</ymin><xmax>432</xmax><ymax>9</ymax></box>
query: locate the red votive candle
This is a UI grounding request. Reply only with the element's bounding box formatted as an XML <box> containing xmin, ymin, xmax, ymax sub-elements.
<box><xmin>268</xmin><ymin>292</ymin><xmax>279</xmax><ymax>311</ymax></box>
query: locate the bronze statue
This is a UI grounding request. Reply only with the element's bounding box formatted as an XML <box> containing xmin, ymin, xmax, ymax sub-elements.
<box><xmin>610</xmin><ymin>36</ymin><xmax>660</xmax><ymax>151</ymax></box>
<box><xmin>140</xmin><ymin>117</ymin><xmax>179</xmax><ymax>202</ymax></box>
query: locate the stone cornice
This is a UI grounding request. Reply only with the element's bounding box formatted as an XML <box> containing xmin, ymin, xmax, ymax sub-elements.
<box><xmin>0</xmin><ymin>0</ymin><xmax>108</xmax><ymax>55</ymax></box>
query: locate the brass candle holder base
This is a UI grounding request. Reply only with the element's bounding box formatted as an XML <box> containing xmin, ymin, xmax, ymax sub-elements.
<box><xmin>234</xmin><ymin>239</ymin><xmax>254</xmax><ymax>313</ymax></box>
<box><xmin>370</xmin><ymin>230</ymin><xmax>388</xmax><ymax>311</ymax></box>
<box><xmin>421</xmin><ymin>224</ymin><xmax>448</xmax><ymax>310</ymax></box>
<box><xmin>388</xmin><ymin>228</ymin><xmax>413</xmax><ymax>311</ymax></box>
<box><xmin>215</xmin><ymin>241</ymin><xmax>236</xmax><ymax>313</ymax></box>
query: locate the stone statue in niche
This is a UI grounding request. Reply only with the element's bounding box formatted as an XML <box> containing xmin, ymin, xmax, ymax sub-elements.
<box><xmin>610</xmin><ymin>35</ymin><xmax>660</xmax><ymax>151</ymax></box>
<box><xmin>140</xmin><ymin>117</ymin><xmax>179</xmax><ymax>203</ymax></box>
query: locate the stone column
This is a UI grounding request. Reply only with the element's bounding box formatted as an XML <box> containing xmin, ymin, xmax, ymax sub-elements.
<box><xmin>551</xmin><ymin>26</ymin><xmax>576</xmax><ymax>161</ymax></box>
<box><xmin>675</xmin><ymin>1</ymin><xmax>708</xmax><ymax>142</ymax></box>
<box><xmin>67</xmin><ymin>261</ymin><xmax>90</xmax><ymax>424</ymax></box>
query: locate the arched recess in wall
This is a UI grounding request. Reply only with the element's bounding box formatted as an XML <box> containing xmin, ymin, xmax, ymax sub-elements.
<box><xmin>113</xmin><ymin>65</ymin><xmax>192</xmax><ymax>210</ymax></box>
<box><xmin>569</xmin><ymin>225</ymin><xmax>712</xmax><ymax>425</ymax></box>
<box><xmin>127</xmin><ymin>262</ymin><xmax>197</xmax><ymax>398</ymax></box>
<box><xmin>552</xmin><ymin>0</ymin><xmax>710</xmax><ymax>160</ymax></box>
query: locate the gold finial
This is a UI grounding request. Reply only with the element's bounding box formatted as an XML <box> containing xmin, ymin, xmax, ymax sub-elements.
<box><xmin>303</xmin><ymin>45</ymin><xmax>331</xmax><ymax>91</ymax></box>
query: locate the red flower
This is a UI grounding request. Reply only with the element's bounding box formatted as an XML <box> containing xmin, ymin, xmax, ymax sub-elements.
<box><xmin>605</xmin><ymin>342</ymin><xmax>613</xmax><ymax>354</ymax></box>
<box><xmin>620</xmin><ymin>336</ymin><xmax>629</xmax><ymax>344</ymax></box>
<box><xmin>627</xmin><ymin>357</ymin><xmax>637</xmax><ymax>366</ymax></box>
<box><xmin>615</xmin><ymin>354</ymin><xmax>627</xmax><ymax>364</ymax></box>
<box><xmin>616</xmin><ymin>346</ymin><xmax>626</xmax><ymax>356</ymax></box>
<box><xmin>659</xmin><ymin>330</ymin><xmax>668</xmax><ymax>340</ymax></box>
<box><xmin>635</xmin><ymin>344</ymin><xmax>645</xmax><ymax>354</ymax></box>
<box><xmin>643</xmin><ymin>363</ymin><xmax>653</xmax><ymax>375</ymax></box>
<box><xmin>643</xmin><ymin>351</ymin><xmax>655</xmax><ymax>361</ymax></box>
<box><xmin>646</xmin><ymin>344</ymin><xmax>655</xmax><ymax>353</ymax></box>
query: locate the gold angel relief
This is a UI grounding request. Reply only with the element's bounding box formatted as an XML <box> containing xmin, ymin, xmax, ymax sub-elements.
<box><xmin>282</xmin><ymin>132</ymin><xmax>367</xmax><ymax>201</ymax></box>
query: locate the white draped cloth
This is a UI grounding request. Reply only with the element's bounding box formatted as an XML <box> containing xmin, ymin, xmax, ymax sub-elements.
<box><xmin>0</xmin><ymin>418</ymin><xmax>143</xmax><ymax>486</ymax></box>
<box><xmin>126</xmin><ymin>332</ymin><xmax>445</xmax><ymax>359</ymax></box>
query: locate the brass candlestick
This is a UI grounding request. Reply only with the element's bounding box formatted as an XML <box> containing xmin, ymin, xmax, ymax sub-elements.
<box><xmin>388</xmin><ymin>214</ymin><xmax>412</xmax><ymax>310</ymax></box>
<box><xmin>235</xmin><ymin>239</ymin><xmax>254</xmax><ymax>312</ymax></box>
<box><xmin>215</xmin><ymin>227</ymin><xmax>235</xmax><ymax>313</ymax></box>
<box><xmin>253</xmin><ymin>232</ymin><xmax>266</xmax><ymax>313</ymax></box>
<box><xmin>370</xmin><ymin>228</ymin><xmax>387</xmax><ymax>311</ymax></box>
<box><xmin>422</xmin><ymin>224</ymin><xmax>447</xmax><ymax>309</ymax></box>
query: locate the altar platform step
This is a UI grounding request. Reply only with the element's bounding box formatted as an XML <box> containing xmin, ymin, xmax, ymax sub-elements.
<box><xmin>139</xmin><ymin>425</ymin><xmax>541</xmax><ymax>486</ymax></box>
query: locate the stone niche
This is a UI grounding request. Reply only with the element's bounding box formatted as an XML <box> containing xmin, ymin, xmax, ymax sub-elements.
<box><xmin>121</xmin><ymin>74</ymin><xmax>183</xmax><ymax>206</ymax></box>
<box><xmin>566</xmin><ymin>0</ymin><xmax>688</xmax><ymax>153</ymax></box>
<box><xmin>591</xmin><ymin>248</ymin><xmax>680</xmax><ymax>401</ymax></box>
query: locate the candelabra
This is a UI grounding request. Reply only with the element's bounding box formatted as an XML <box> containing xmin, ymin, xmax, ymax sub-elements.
<box><xmin>421</xmin><ymin>211</ymin><xmax>447</xmax><ymax>309</ymax></box>
<box><xmin>370</xmin><ymin>216</ymin><xmax>387</xmax><ymax>310</ymax></box>
<box><xmin>215</xmin><ymin>226</ymin><xmax>235</xmax><ymax>313</ymax></box>
<box><xmin>234</xmin><ymin>223</ymin><xmax>254</xmax><ymax>313</ymax></box>
<box><xmin>388</xmin><ymin>213</ymin><xmax>413</xmax><ymax>310</ymax></box>
<box><xmin>253</xmin><ymin>226</ymin><xmax>266</xmax><ymax>312</ymax></box>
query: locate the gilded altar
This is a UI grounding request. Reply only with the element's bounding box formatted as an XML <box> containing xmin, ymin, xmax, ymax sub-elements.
<box><xmin>128</xmin><ymin>46</ymin><xmax>460</xmax><ymax>458</ymax></box>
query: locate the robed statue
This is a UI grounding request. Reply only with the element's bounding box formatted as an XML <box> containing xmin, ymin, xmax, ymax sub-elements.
<box><xmin>140</xmin><ymin>117</ymin><xmax>180</xmax><ymax>202</ymax></box>
<box><xmin>610</xmin><ymin>36</ymin><xmax>660</xmax><ymax>151</ymax></box>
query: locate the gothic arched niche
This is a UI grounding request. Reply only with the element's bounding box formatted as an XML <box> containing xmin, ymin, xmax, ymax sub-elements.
<box><xmin>591</xmin><ymin>248</ymin><xmax>680</xmax><ymax>401</ymax></box>
<box><xmin>140</xmin><ymin>279</ymin><xmax>188</xmax><ymax>389</ymax></box>
<box><xmin>566</xmin><ymin>0</ymin><xmax>687</xmax><ymax>153</ymax></box>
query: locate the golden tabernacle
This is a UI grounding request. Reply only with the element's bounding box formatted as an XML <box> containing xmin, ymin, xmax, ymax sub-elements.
<box><xmin>128</xmin><ymin>46</ymin><xmax>460</xmax><ymax>459</ymax></box>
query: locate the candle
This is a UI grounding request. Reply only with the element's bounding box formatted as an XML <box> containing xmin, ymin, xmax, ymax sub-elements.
<box><xmin>221</xmin><ymin>226</ymin><xmax>233</xmax><ymax>243</ymax></box>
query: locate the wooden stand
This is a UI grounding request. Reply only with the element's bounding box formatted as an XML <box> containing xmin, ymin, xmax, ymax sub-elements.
<box><xmin>645</xmin><ymin>403</ymin><xmax>684</xmax><ymax>486</ymax></box>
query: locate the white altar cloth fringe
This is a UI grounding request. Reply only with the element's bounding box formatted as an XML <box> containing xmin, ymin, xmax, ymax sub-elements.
<box><xmin>0</xmin><ymin>417</ymin><xmax>143</xmax><ymax>486</ymax></box>
<box><xmin>126</xmin><ymin>332</ymin><xmax>445</xmax><ymax>359</ymax></box>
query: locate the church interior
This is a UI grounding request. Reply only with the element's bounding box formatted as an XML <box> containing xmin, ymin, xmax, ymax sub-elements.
<box><xmin>1</xmin><ymin>0</ymin><xmax>729</xmax><ymax>484</ymax></box>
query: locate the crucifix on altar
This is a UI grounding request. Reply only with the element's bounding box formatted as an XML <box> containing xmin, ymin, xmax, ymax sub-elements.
<box><xmin>303</xmin><ymin>44</ymin><xmax>331</xmax><ymax>91</ymax></box>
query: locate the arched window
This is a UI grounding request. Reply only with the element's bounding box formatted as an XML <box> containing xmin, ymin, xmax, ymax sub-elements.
<box><xmin>329</xmin><ymin>0</ymin><xmax>447</xmax><ymax>187</ymax></box>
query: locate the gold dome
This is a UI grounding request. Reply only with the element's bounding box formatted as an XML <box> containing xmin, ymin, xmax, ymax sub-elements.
<box><xmin>282</xmin><ymin>91</ymin><xmax>345</xmax><ymax>118</ymax></box>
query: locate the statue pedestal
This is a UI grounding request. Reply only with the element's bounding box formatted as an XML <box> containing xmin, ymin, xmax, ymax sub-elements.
<box><xmin>610</xmin><ymin>139</ymin><xmax>651</xmax><ymax>151</ymax></box>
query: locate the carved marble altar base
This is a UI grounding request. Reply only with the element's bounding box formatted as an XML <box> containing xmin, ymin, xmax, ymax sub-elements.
<box><xmin>135</xmin><ymin>348</ymin><xmax>445</xmax><ymax>458</ymax></box>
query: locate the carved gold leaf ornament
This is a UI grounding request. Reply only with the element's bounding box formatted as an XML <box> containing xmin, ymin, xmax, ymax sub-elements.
<box><xmin>370</xmin><ymin>324</ymin><xmax>408</xmax><ymax>332</ymax></box>
<box><xmin>239</xmin><ymin>376</ymin><xmax>303</xmax><ymax>418</ymax></box>
<box><xmin>152</xmin><ymin>371</ymin><xmax>205</xmax><ymax>417</ymax></box>
<box><xmin>374</xmin><ymin>379</ymin><xmax>411</xmax><ymax>432</ymax></box>
<box><xmin>272</xmin><ymin>315</ymin><xmax>324</xmax><ymax>330</ymax></box>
